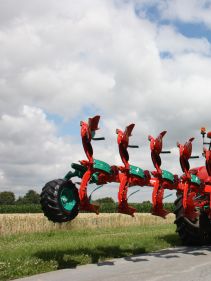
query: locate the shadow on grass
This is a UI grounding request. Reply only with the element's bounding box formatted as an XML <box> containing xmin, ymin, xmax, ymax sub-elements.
<box><xmin>151</xmin><ymin>233</ymin><xmax>211</xmax><ymax>259</ymax></box>
<box><xmin>34</xmin><ymin>233</ymin><xmax>211</xmax><ymax>270</ymax></box>
<box><xmin>158</xmin><ymin>233</ymin><xmax>182</xmax><ymax>246</ymax></box>
<box><xmin>34</xmin><ymin>245</ymin><xmax>146</xmax><ymax>269</ymax></box>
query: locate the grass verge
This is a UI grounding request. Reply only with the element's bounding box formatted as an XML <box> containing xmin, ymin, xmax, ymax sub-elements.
<box><xmin>0</xmin><ymin>223</ymin><xmax>180</xmax><ymax>281</ymax></box>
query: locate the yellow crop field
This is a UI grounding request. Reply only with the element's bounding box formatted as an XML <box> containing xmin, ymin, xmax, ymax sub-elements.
<box><xmin>0</xmin><ymin>213</ymin><xmax>175</xmax><ymax>236</ymax></box>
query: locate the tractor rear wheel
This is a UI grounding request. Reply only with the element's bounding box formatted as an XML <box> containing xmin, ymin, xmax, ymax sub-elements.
<box><xmin>174</xmin><ymin>192</ymin><xmax>211</xmax><ymax>245</ymax></box>
<box><xmin>40</xmin><ymin>179</ymin><xmax>79</xmax><ymax>223</ymax></box>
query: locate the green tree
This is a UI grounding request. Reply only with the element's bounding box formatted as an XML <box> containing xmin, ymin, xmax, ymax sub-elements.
<box><xmin>0</xmin><ymin>191</ymin><xmax>15</xmax><ymax>205</ymax></box>
<box><xmin>96</xmin><ymin>197</ymin><xmax>115</xmax><ymax>204</ymax></box>
<box><xmin>22</xmin><ymin>190</ymin><xmax>40</xmax><ymax>204</ymax></box>
<box><xmin>15</xmin><ymin>196</ymin><xmax>25</xmax><ymax>205</ymax></box>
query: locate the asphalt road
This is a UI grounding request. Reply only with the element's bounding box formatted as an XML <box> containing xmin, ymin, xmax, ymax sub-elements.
<box><xmin>15</xmin><ymin>246</ymin><xmax>211</xmax><ymax>281</ymax></box>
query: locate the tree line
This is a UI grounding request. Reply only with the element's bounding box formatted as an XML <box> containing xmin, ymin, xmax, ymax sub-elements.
<box><xmin>0</xmin><ymin>190</ymin><xmax>40</xmax><ymax>205</ymax></box>
<box><xmin>0</xmin><ymin>192</ymin><xmax>175</xmax><ymax>213</ymax></box>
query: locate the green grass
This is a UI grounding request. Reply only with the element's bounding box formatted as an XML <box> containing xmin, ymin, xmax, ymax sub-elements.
<box><xmin>0</xmin><ymin>223</ymin><xmax>181</xmax><ymax>281</ymax></box>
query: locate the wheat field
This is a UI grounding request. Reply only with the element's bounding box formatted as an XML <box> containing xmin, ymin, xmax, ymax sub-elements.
<box><xmin>0</xmin><ymin>213</ymin><xmax>175</xmax><ymax>236</ymax></box>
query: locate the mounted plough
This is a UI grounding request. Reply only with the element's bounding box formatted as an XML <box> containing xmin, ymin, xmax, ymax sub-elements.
<box><xmin>40</xmin><ymin>116</ymin><xmax>211</xmax><ymax>245</ymax></box>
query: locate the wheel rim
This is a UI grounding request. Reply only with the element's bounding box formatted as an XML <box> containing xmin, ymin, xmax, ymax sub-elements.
<box><xmin>60</xmin><ymin>187</ymin><xmax>76</xmax><ymax>212</ymax></box>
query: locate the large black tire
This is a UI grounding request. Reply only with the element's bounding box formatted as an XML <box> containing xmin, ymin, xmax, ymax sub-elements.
<box><xmin>174</xmin><ymin>192</ymin><xmax>211</xmax><ymax>245</ymax></box>
<box><xmin>40</xmin><ymin>179</ymin><xmax>79</xmax><ymax>223</ymax></box>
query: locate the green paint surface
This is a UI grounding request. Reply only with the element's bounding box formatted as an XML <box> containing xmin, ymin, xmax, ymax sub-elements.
<box><xmin>129</xmin><ymin>165</ymin><xmax>145</xmax><ymax>178</ymax></box>
<box><xmin>191</xmin><ymin>174</ymin><xmax>201</xmax><ymax>185</ymax></box>
<box><xmin>93</xmin><ymin>159</ymin><xmax>111</xmax><ymax>174</ymax></box>
<box><xmin>162</xmin><ymin>170</ymin><xmax>174</xmax><ymax>183</ymax></box>
<box><xmin>60</xmin><ymin>187</ymin><xmax>76</xmax><ymax>211</ymax></box>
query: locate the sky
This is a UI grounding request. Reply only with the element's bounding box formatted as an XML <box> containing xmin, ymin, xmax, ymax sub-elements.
<box><xmin>0</xmin><ymin>0</ymin><xmax>211</xmax><ymax>202</ymax></box>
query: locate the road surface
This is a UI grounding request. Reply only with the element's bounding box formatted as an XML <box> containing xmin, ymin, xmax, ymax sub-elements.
<box><xmin>15</xmin><ymin>246</ymin><xmax>211</xmax><ymax>281</ymax></box>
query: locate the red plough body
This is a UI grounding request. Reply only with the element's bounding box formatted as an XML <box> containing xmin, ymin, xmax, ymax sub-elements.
<box><xmin>41</xmin><ymin>115</ymin><xmax>211</xmax><ymax>245</ymax></box>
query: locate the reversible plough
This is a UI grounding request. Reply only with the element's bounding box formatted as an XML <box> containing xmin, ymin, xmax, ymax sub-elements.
<box><xmin>41</xmin><ymin>116</ymin><xmax>211</xmax><ymax>245</ymax></box>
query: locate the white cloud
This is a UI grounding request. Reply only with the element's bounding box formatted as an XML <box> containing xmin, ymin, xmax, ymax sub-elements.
<box><xmin>158</xmin><ymin>0</ymin><xmax>211</xmax><ymax>28</ymax></box>
<box><xmin>0</xmin><ymin>0</ymin><xmax>210</xmax><ymax>200</ymax></box>
<box><xmin>156</xmin><ymin>25</ymin><xmax>211</xmax><ymax>55</ymax></box>
<box><xmin>0</xmin><ymin>105</ymin><xmax>83</xmax><ymax>195</ymax></box>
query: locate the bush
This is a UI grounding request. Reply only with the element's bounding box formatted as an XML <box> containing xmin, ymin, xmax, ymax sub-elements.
<box><xmin>0</xmin><ymin>204</ymin><xmax>42</xmax><ymax>214</ymax></box>
<box><xmin>91</xmin><ymin>200</ymin><xmax>175</xmax><ymax>213</ymax></box>
<box><xmin>0</xmin><ymin>202</ymin><xmax>175</xmax><ymax>214</ymax></box>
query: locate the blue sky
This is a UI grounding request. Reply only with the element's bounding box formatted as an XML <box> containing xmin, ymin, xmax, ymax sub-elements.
<box><xmin>137</xmin><ymin>2</ymin><xmax>211</xmax><ymax>42</ymax></box>
<box><xmin>46</xmin><ymin>106</ymin><xmax>100</xmax><ymax>138</ymax></box>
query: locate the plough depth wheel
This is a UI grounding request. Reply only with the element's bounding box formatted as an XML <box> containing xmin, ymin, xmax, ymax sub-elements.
<box><xmin>40</xmin><ymin>179</ymin><xmax>79</xmax><ymax>223</ymax></box>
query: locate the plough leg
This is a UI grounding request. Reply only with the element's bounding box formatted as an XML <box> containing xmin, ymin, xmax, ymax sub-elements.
<box><xmin>151</xmin><ymin>180</ymin><xmax>169</xmax><ymax>218</ymax></box>
<box><xmin>183</xmin><ymin>182</ymin><xmax>189</xmax><ymax>209</ymax></box>
<box><xmin>79</xmin><ymin>169</ymin><xmax>100</xmax><ymax>214</ymax></box>
<box><xmin>118</xmin><ymin>174</ymin><xmax>136</xmax><ymax>216</ymax></box>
